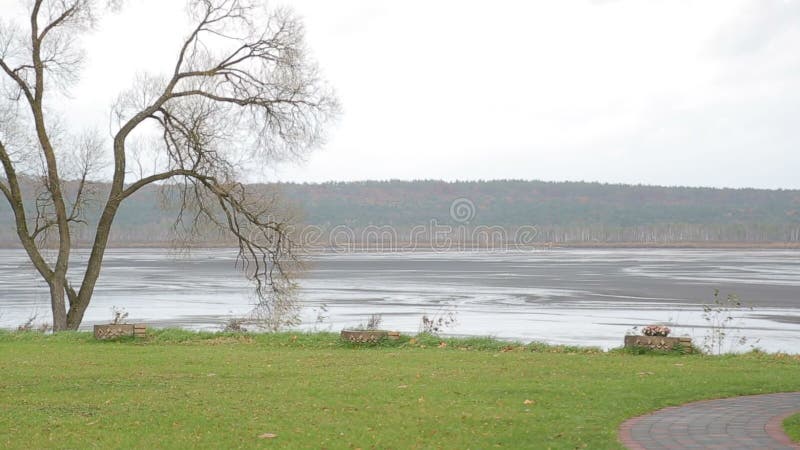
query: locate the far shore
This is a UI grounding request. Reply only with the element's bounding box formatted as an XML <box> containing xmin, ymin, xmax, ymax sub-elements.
<box><xmin>2</xmin><ymin>241</ymin><xmax>800</xmax><ymax>250</ymax></box>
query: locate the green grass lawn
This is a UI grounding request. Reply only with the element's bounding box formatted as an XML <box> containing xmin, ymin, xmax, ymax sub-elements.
<box><xmin>785</xmin><ymin>413</ymin><xmax>800</xmax><ymax>443</ymax></box>
<box><xmin>1</xmin><ymin>330</ymin><xmax>799</xmax><ymax>449</ymax></box>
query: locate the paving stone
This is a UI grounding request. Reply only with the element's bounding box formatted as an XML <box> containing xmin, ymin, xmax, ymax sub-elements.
<box><xmin>619</xmin><ymin>392</ymin><xmax>800</xmax><ymax>449</ymax></box>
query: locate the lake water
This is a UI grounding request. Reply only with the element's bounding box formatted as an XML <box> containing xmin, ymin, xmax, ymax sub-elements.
<box><xmin>1</xmin><ymin>248</ymin><xmax>799</xmax><ymax>353</ymax></box>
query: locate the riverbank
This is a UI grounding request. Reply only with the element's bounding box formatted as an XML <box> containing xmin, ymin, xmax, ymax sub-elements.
<box><xmin>1</xmin><ymin>330</ymin><xmax>799</xmax><ymax>449</ymax></box>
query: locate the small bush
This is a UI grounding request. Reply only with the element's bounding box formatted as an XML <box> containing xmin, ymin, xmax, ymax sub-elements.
<box><xmin>351</xmin><ymin>314</ymin><xmax>383</xmax><ymax>331</ymax></box>
<box><xmin>419</xmin><ymin>310</ymin><xmax>457</xmax><ymax>335</ymax></box>
<box><xmin>110</xmin><ymin>307</ymin><xmax>129</xmax><ymax>325</ymax></box>
<box><xmin>221</xmin><ymin>317</ymin><xmax>248</xmax><ymax>333</ymax></box>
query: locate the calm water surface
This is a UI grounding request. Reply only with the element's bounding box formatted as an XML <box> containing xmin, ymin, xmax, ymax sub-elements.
<box><xmin>1</xmin><ymin>248</ymin><xmax>799</xmax><ymax>352</ymax></box>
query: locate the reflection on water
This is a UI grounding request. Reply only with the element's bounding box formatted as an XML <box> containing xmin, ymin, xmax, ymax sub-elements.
<box><xmin>1</xmin><ymin>248</ymin><xmax>799</xmax><ymax>352</ymax></box>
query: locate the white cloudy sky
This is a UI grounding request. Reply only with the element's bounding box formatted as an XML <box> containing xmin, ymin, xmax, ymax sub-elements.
<box><xmin>2</xmin><ymin>0</ymin><xmax>800</xmax><ymax>188</ymax></box>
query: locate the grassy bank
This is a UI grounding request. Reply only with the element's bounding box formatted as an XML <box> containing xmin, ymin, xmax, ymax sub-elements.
<box><xmin>1</xmin><ymin>330</ymin><xmax>799</xmax><ymax>449</ymax></box>
<box><xmin>785</xmin><ymin>413</ymin><xmax>800</xmax><ymax>443</ymax></box>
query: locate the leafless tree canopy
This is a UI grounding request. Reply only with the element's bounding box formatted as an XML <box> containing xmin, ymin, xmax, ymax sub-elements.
<box><xmin>0</xmin><ymin>0</ymin><xmax>339</xmax><ymax>330</ymax></box>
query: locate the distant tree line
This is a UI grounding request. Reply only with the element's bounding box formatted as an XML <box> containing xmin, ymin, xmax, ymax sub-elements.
<box><xmin>1</xmin><ymin>179</ymin><xmax>799</xmax><ymax>246</ymax></box>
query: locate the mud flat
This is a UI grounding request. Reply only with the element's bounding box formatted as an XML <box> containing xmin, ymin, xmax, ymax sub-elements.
<box><xmin>1</xmin><ymin>248</ymin><xmax>798</xmax><ymax>352</ymax></box>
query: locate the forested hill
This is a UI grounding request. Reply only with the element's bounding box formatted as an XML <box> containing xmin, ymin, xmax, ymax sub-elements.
<box><xmin>1</xmin><ymin>179</ymin><xmax>800</xmax><ymax>246</ymax></box>
<box><xmin>279</xmin><ymin>179</ymin><xmax>798</xmax><ymax>227</ymax></box>
<box><xmin>275</xmin><ymin>180</ymin><xmax>800</xmax><ymax>244</ymax></box>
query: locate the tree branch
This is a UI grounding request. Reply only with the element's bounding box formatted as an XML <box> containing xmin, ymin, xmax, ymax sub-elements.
<box><xmin>0</xmin><ymin>178</ymin><xmax>11</xmax><ymax>203</ymax></box>
<box><xmin>38</xmin><ymin>1</ymin><xmax>81</xmax><ymax>42</ymax></box>
<box><xmin>121</xmin><ymin>169</ymin><xmax>197</xmax><ymax>199</ymax></box>
<box><xmin>0</xmin><ymin>58</ymin><xmax>35</xmax><ymax>107</ymax></box>
<box><xmin>0</xmin><ymin>139</ymin><xmax>54</xmax><ymax>279</ymax></box>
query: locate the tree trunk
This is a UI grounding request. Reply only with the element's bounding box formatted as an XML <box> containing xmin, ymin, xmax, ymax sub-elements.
<box><xmin>49</xmin><ymin>281</ymin><xmax>68</xmax><ymax>331</ymax></box>
<box><xmin>66</xmin><ymin>294</ymin><xmax>91</xmax><ymax>330</ymax></box>
<box><xmin>67</xmin><ymin>195</ymin><xmax>124</xmax><ymax>330</ymax></box>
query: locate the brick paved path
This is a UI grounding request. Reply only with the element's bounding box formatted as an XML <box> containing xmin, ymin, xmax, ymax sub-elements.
<box><xmin>619</xmin><ymin>392</ymin><xmax>800</xmax><ymax>449</ymax></box>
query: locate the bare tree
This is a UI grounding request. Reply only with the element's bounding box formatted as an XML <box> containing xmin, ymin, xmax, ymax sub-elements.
<box><xmin>0</xmin><ymin>0</ymin><xmax>338</xmax><ymax>331</ymax></box>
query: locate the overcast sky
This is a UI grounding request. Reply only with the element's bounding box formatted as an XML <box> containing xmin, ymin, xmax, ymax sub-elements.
<box><xmin>3</xmin><ymin>0</ymin><xmax>800</xmax><ymax>188</ymax></box>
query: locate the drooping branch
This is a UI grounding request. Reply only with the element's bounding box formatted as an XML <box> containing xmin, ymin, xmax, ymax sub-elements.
<box><xmin>167</xmin><ymin>170</ymin><xmax>299</xmax><ymax>301</ymax></box>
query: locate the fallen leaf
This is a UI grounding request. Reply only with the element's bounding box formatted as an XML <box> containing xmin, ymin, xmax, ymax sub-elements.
<box><xmin>523</xmin><ymin>399</ymin><xmax>534</xmax><ymax>405</ymax></box>
<box><xmin>397</xmin><ymin>385</ymin><xmax>408</xmax><ymax>389</ymax></box>
<box><xmin>258</xmin><ymin>433</ymin><xmax>277</xmax><ymax>439</ymax></box>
